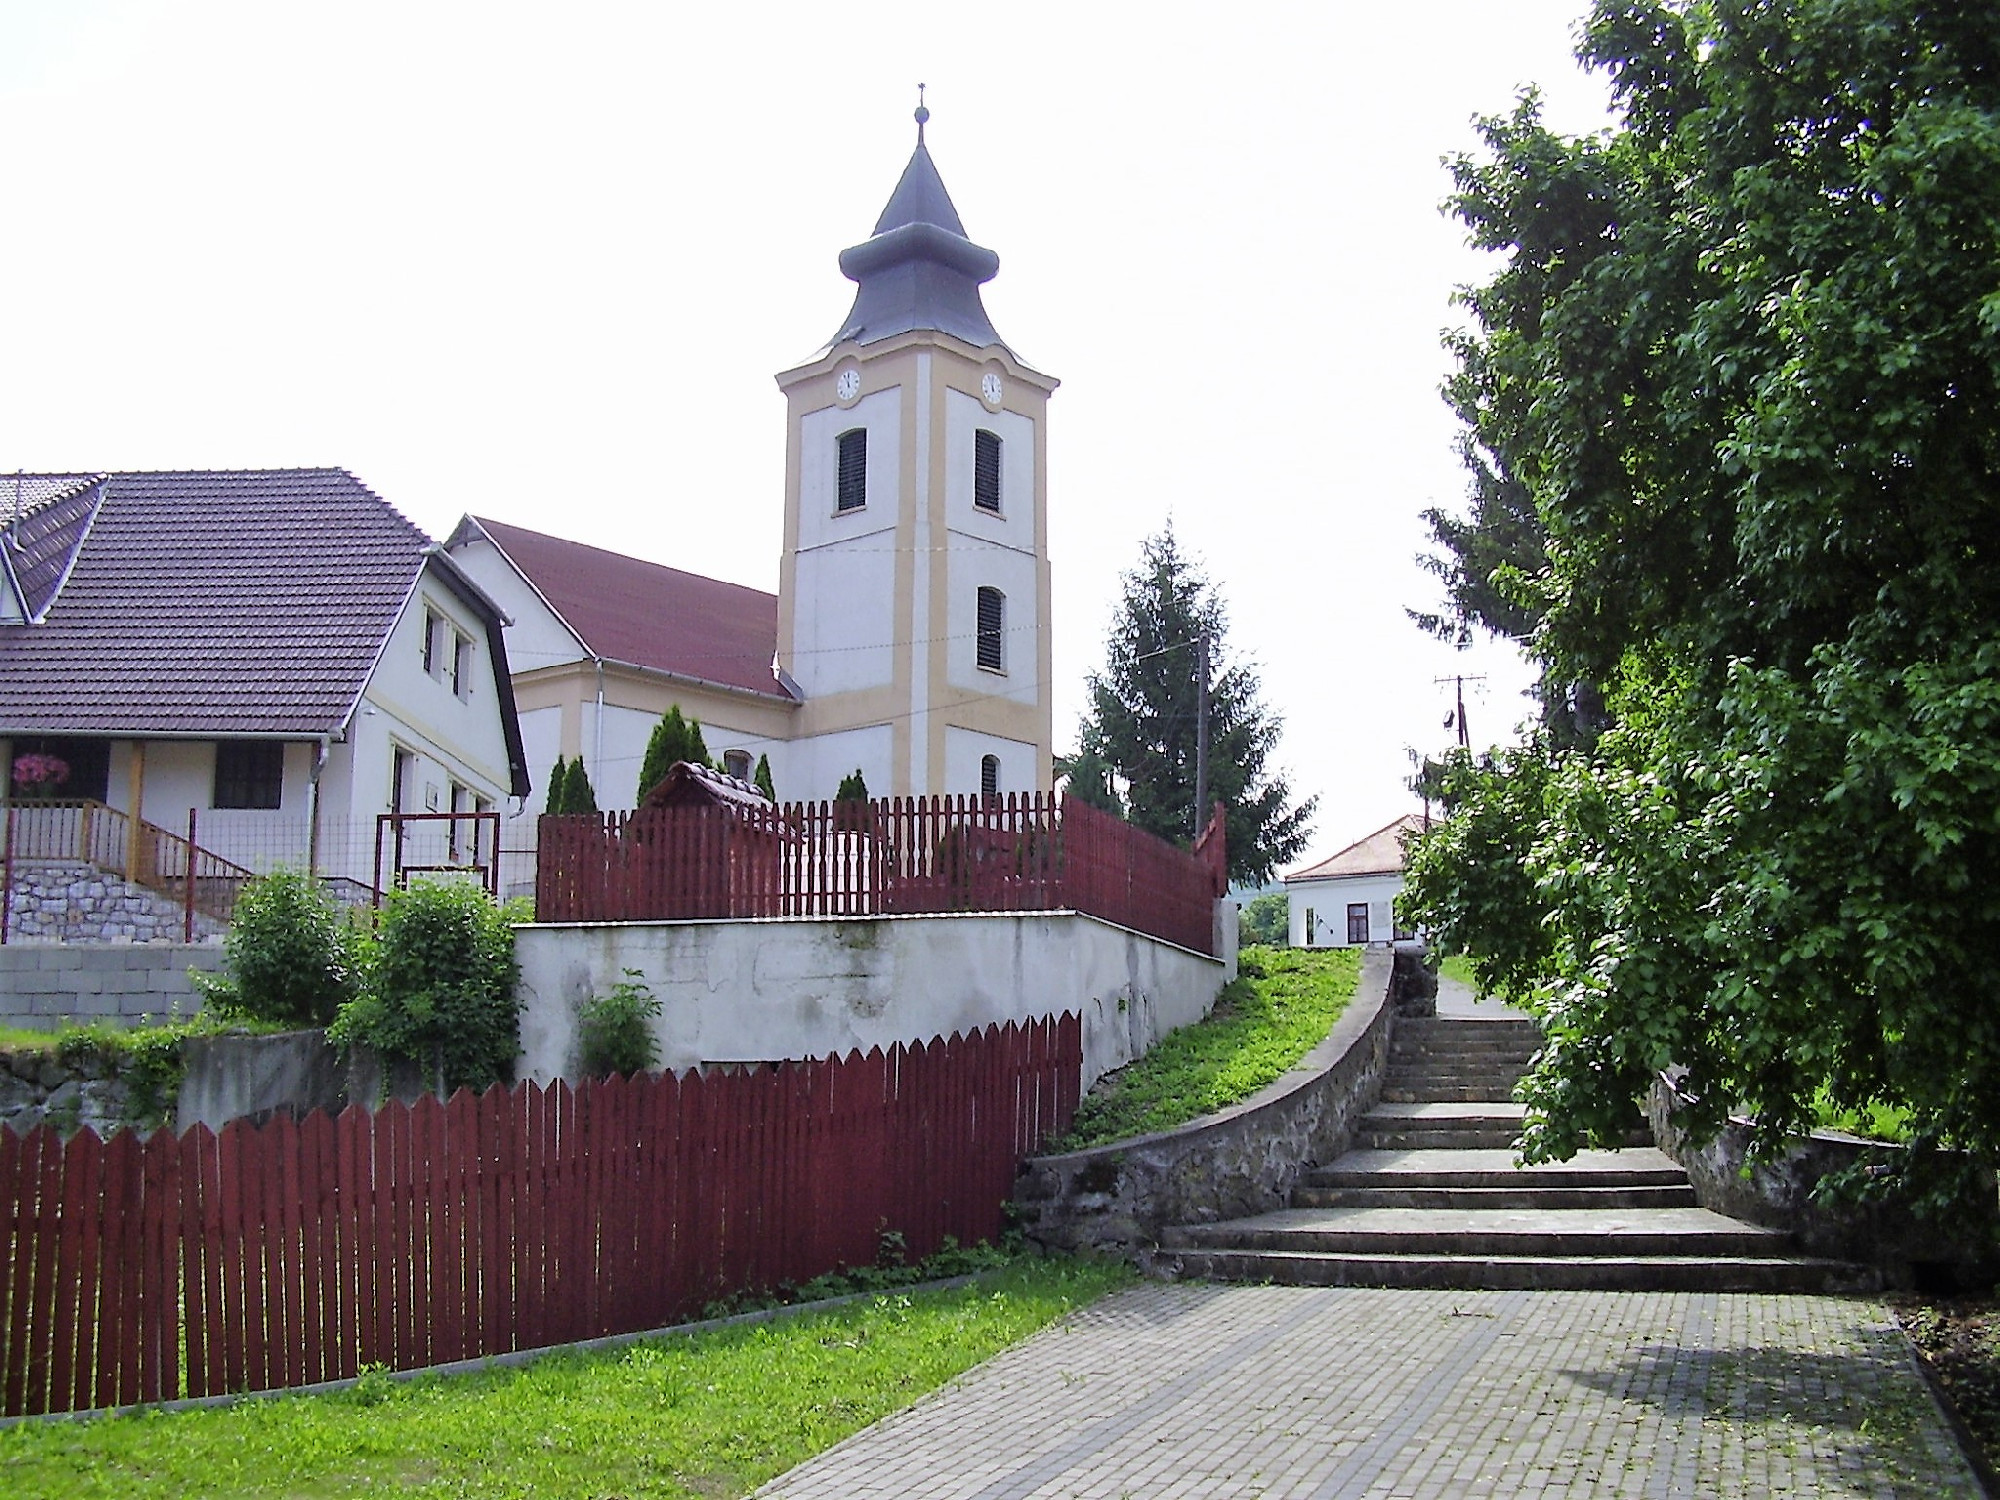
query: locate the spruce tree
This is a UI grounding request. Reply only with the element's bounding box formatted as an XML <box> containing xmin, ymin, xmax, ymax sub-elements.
<box><xmin>545</xmin><ymin>754</ymin><xmax>570</xmax><ymax>814</ymax></box>
<box><xmin>637</xmin><ymin>705</ymin><xmax>713</xmax><ymax>803</ymax></box>
<box><xmin>1072</xmin><ymin>525</ymin><xmax>1314</xmax><ymax>886</ymax></box>
<box><xmin>753</xmin><ymin>753</ymin><xmax>776</xmax><ymax>802</ymax></box>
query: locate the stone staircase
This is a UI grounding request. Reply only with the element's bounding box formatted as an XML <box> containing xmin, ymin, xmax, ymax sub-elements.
<box><xmin>1159</xmin><ymin>1012</ymin><xmax>1874</xmax><ymax>1292</ymax></box>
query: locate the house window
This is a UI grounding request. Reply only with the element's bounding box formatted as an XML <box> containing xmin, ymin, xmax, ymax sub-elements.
<box><xmin>1347</xmin><ymin>903</ymin><xmax>1370</xmax><ymax>945</ymax></box>
<box><xmin>980</xmin><ymin>754</ymin><xmax>1000</xmax><ymax>799</ymax></box>
<box><xmin>836</xmin><ymin>428</ymin><xmax>868</xmax><ymax>511</ymax></box>
<box><xmin>391</xmin><ymin>746</ymin><xmax>414</xmax><ymax>815</ymax></box>
<box><xmin>421</xmin><ymin>608</ymin><xmax>440</xmax><ymax>674</ymax></box>
<box><xmin>723</xmin><ymin>749</ymin><xmax>752</xmax><ymax>780</ymax></box>
<box><xmin>452</xmin><ymin>633</ymin><xmax>474</xmax><ymax>698</ymax></box>
<box><xmin>974</xmin><ymin>429</ymin><xmax>1002</xmax><ymax>512</ymax></box>
<box><xmin>450</xmin><ymin>781</ymin><xmax>472</xmax><ymax>859</ymax></box>
<box><xmin>976</xmin><ymin>587</ymin><xmax>1005</xmax><ymax>672</ymax></box>
<box><xmin>213</xmin><ymin>741</ymin><xmax>285</xmax><ymax>810</ymax></box>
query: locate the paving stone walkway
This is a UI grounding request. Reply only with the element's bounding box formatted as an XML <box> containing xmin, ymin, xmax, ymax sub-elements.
<box><xmin>755</xmin><ymin>1283</ymin><xmax>1980</xmax><ymax>1498</ymax></box>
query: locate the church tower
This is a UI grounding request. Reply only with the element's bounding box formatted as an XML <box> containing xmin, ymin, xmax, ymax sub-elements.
<box><xmin>774</xmin><ymin>104</ymin><xmax>1057</xmax><ymax>802</ymax></box>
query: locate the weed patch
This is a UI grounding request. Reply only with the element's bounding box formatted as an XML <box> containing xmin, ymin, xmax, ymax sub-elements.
<box><xmin>1054</xmin><ymin>946</ymin><xmax>1360</xmax><ymax>1150</ymax></box>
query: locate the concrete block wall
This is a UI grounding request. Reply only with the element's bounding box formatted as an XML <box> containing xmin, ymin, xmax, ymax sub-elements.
<box><xmin>0</xmin><ymin>943</ymin><xmax>224</xmax><ymax>1029</ymax></box>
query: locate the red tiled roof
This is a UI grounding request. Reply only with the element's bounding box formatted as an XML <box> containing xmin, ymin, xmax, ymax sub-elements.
<box><xmin>0</xmin><ymin>469</ymin><xmax>431</xmax><ymax>737</ymax></box>
<box><xmin>471</xmin><ymin>517</ymin><xmax>791</xmax><ymax>701</ymax></box>
<box><xmin>1284</xmin><ymin>813</ymin><xmax>1430</xmax><ymax>883</ymax></box>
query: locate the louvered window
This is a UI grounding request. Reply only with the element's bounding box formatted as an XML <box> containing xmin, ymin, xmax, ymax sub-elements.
<box><xmin>980</xmin><ymin>754</ymin><xmax>1000</xmax><ymax>799</ymax></box>
<box><xmin>976</xmin><ymin>587</ymin><xmax>1004</xmax><ymax>672</ymax></box>
<box><xmin>974</xmin><ymin>429</ymin><xmax>1002</xmax><ymax>512</ymax></box>
<box><xmin>836</xmin><ymin>428</ymin><xmax>867</xmax><ymax>511</ymax></box>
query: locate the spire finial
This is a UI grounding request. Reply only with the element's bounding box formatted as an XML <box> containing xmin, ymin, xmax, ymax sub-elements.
<box><xmin>915</xmin><ymin>82</ymin><xmax>929</xmax><ymax>145</ymax></box>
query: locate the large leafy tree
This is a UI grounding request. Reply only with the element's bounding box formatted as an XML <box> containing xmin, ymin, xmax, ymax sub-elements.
<box><xmin>1073</xmin><ymin>526</ymin><xmax>1315</xmax><ymax>886</ymax></box>
<box><xmin>1403</xmin><ymin>0</ymin><xmax>2000</xmax><ymax>1185</ymax></box>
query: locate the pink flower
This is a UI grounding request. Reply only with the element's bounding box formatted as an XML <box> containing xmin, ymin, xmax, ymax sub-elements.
<box><xmin>10</xmin><ymin>753</ymin><xmax>71</xmax><ymax>789</ymax></box>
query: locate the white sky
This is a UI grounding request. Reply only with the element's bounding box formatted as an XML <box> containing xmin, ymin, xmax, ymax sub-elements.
<box><xmin>0</xmin><ymin>0</ymin><xmax>1614</xmax><ymax>869</ymax></box>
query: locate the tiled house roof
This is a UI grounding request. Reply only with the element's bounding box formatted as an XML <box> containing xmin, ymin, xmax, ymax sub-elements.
<box><xmin>1285</xmin><ymin>813</ymin><xmax>1430</xmax><ymax>883</ymax></box>
<box><xmin>0</xmin><ymin>469</ymin><xmax>512</xmax><ymax>753</ymax></box>
<box><xmin>465</xmin><ymin>516</ymin><xmax>793</xmax><ymax>701</ymax></box>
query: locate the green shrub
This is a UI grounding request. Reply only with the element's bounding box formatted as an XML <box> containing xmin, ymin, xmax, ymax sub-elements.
<box><xmin>576</xmin><ymin>969</ymin><xmax>662</xmax><ymax>1078</ymax></box>
<box><xmin>195</xmin><ymin>869</ymin><xmax>358</xmax><ymax>1027</ymax></box>
<box><xmin>329</xmin><ymin>881</ymin><xmax>522</xmax><ymax>1094</ymax></box>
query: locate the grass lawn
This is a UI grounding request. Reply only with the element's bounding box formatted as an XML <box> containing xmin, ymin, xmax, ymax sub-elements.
<box><xmin>0</xmin><ymin>1256</ymin><xmax>1131</xmax><ymax>1500</ymax></box>
<box><xmin>1436</xmin><ymin>954</ymin><xmax>1477</xmax><ymax>991</ymax></box>
<box><xmin>1054</xmin><ymin>945</ymin><xmax>1361</xmax><ymax>1150</ymax></box>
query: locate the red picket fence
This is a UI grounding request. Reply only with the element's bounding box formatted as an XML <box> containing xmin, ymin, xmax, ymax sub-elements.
<box><xmin>0</xmin><ymin>1015</ymin><xmax>1080</xmax><ymax>1418</ymax></box>
<box><xmin>537</xmin><ymin>793</ymin><xmax>1227</xmax><ymax>956</ymax></box>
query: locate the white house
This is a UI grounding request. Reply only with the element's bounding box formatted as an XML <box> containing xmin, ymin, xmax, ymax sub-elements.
<box><xmin>1283</xmin><ymin>813</ymin><xmax>1428</xmax><ymax>949</ymax></box>
<box><xmin>446</xmin><ymin>106</ymin><xmax>1056</xmax><ymax>813</ymax></box>
<box><xmin>0</xmin><ymin>469</ymin><xmax>531</xmax><ymax>927</ymax></box>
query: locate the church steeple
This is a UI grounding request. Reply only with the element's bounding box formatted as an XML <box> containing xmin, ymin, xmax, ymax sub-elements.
<box><xmin>829</xmin><ymin>104</ymin><xmax>1005</xmax><ymax>351</ymax></box>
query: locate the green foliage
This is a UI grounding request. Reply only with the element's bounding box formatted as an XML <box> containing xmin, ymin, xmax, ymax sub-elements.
<box><xmin>1056</xmin><ymin>946</ymin><xmax>1359</xmax><ymax>1149</ymax></box>
<box><xmin>329</xmin><ymin>881</ymin><xmax>522</xmax><ymax>1094</ymax></box>
<box><xmin>35</xmin><ymin>1014</ymin><xmax>257</xmax><ymax>1130</ymax></box>
<box><xmin>576</xmin><ymin>969</ymin><xmax>662</xmax><ymax>1079</ymax></box>
<box><xmin>1237</xmin><ymin>891</ymin><xmax>1289</xmax><ymax>947</ymax></box>
<box><xmin>560</xmin><ymin>756</ymin><xmax>598</xmax><ymax>814</ymax></box>
<box><xmin>834</xmin><ymin>768</ymin><xmax>869</xmax><ymax>803</ymax></box>
<box><xmin>544</xmin><ymin>754</ymin><xmax>568</xmax><ymax>813</ymax></box>
<box><xmin>1073</xmin><ymin>525</ymin><xmax>1315</xmax><ymax>885</ymax></box>
<box><xmin>195</xmin><ymin>869</ymin><xmax>358</xmax><ymax>1028</ymax></box>
<box><xmin>637</xmin><ymin>705</ymin><xmax>711</xmax><ymax>804</ymax></box>
<box><xmin>753</xmin><ymin>752</ymin><xmax>776</xmax><ymax>802</ymax></box>
<box><xmin>0</xmin><ymin>1255</ymin><xmax>1130</xmax><ymax>1499</ymax></box>
<box><xmin>1055</xmin><ymin>746</ymin><xmax>1123</xmax><ymax>817</ymax></box>
<box><xmin>1406</xmin><ymin>0</ymin><xmax>2000</xmax><ymax>1178</ymax></box>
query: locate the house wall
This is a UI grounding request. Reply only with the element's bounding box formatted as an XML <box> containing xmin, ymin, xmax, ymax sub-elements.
<box><xmin>514</xmin><ymin>909</ymin><xmax>1229</xmax><ymax>1093</ymax></box>
<box><xmin>444</xmin><ymin>531</ymin><xmax>585</xmax><ymax>674</ymax></box>
<box><xmin>1288</xmin><ymin>872</ymin><xmax>1406</xmax><ymax>948</ymax></box>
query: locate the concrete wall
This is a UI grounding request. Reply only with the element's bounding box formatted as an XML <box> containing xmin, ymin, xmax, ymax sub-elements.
<box><xmin>1012</xmin><ymin>949</ymin><xmax>1397</xmax><ymax>1259</ymax></box>
<box><xmin>514</xmin><ymin>909</ymin><xmax>1232</xmax><ymax>1092</ymax></box>
<box><xmin>0</xmin><ymin>940</ymin><xmax>223</xmax><ymax>1027</ymax></box>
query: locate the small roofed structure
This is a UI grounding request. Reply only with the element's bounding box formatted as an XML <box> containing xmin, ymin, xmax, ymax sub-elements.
<box><xmin>639</xmin><ymin>761</ymin><xmax>776</xmax><ymax>814</ymax></box>
<box><xmin>1282</xmin><ymin>813</ymin><xmax>1429</xmax><ymax>949</ymax></box>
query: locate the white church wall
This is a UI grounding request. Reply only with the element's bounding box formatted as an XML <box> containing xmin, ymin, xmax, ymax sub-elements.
<box><xmin>945</xmin><ymin>541</ymin><xmax>1040</xmax><ymax>701</ymax></box>
<box><xmin>943</xmin><ymin>728</ymin><xmax>1038</xmax><ymax>800</ymax></box>
<box><xmin>943</xmin><ymin>390</ymin><xmax>1036</xmax><ymax>548</ymax></box>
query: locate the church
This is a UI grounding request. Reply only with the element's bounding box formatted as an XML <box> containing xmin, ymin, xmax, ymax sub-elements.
<box><xmin>449</xmin><ymin>107</ymin><xmax>1057</xmax><ymax>812</ymax></box>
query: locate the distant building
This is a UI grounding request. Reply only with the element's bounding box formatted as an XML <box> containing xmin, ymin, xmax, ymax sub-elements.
<box><xmin>1283</xmin><ymin>814</ymin><xmax>1428</xmax><ymax>948</ymax></box>
<box><xmin>446</xmin><ymin>107</ymin><xmax>1057</xmax><ymax>810</ymax></box>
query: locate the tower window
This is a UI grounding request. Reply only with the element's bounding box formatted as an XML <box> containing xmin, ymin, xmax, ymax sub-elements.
<box><xmin>980</xmin><ymin>754</ymin><xmax>1000</xmax><ymax>799</ymax></box>
<box><xmin>836</xmin><ymin>428</ymin><xmax>868</xmax><ymax>511</ymax></box>
<box><xmin>976</xmin><ymin>587</ymin><xmax>1005</xmax><ymax>672</ymax></box>
<box><xmin>974</xmin><ymin>429</ymin><xmax>1002</xmax><ymax>512</ymax></box>
<box><xmin>722</xmin><ymin>749</ymin><xmax>752</xmax><ymax>780</ymax></box>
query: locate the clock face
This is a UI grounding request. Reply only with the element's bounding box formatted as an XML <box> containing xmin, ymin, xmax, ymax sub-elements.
<box><xmin>836</xmin><ymin>368</ymin><xmax>860</xmax><ymax>402</ymax></box>
<box><xmin>981</xmin><ymin>372</ymin><xmax>1003</xmax><ymax>405</ymax></box>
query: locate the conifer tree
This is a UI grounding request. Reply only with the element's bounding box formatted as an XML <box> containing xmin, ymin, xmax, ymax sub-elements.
<box><xmin>637</xmin><ymin>706</ymin><xmax>712</xmax><ymax>803</ymax></box>
<box><xmin>753</xmin><ymin>753</ymin><xmax>776</xmax><ymax>802</ymax></box>
<box><xmin>563</xmin><ymin>757</ymin><xmax>598</xmax><ymax>814</ymax></box>
<box><xmin>545</xmin><ymin>754</ymin><xmax>570</xmax><ymax>814</ymax></box>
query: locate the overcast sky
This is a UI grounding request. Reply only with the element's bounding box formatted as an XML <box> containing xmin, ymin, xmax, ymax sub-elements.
<box><xmin>0</xmin><ymin>0</ymin><xmax>1615</xmax><ymax>868</ymax></box>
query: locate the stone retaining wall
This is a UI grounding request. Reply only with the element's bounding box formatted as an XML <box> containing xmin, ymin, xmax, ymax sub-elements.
<box><xmin>1012</xmin><ymin>949</ymin><xmax>1397</xmax><ymax>1259</ymax></box>
<box><xmin>1648</xmin><ymin>1077</ymin><xmax>2000</xmax><ymax>1286</ymax></box>
<box><xmin>5</xmin><ymin>860</ymin><xmax>226</xmax><ymax>943</ymax></box>
<box><xmin>0</xmin><ymin>942</ymin><xmax>224</xmax><ymax>1028</ymax></box>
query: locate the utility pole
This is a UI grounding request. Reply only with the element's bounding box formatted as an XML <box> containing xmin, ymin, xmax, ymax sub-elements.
<box><xmin>1433</xmin><ymin>673</ymin><xmax>1485</xmax><ymax>750</ymax></box>
<box><xmin>1193</xmin><ymin>630</ymin><xmax>1211</xmax><ymax>839</ymax></box>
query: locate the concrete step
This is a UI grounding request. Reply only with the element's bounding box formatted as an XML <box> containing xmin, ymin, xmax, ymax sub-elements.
<box><xmin>1163</xmin><ymin>1205</ymin><xmax>1785</xmax><ymax>1260</ymax></box>
<box><xmin>1393</xmin><ymin>1019</ymin><xmax>1540</xmax><ymax>1045</ymax></box>
<box><xmin>1382</xmin><ymin>1071</ymin><xmax>1528</xmax><ymax>1092</ymax></box>
<box><xmin>1157</xmin><ymin>1247</ymin><xmax>1881</xmax><ymax>1294</ymax></box>
<box><xmin>1294</xmin><ymin>1182</ymin><xmax>1700</xmax><ymax>1210</ymax></box>
<box><xmin>1305</xmin><ymin>1147</ymin><xmax>1687</xmax><ymax>1191</ymax></box>
<box><xmin>1381</xmin><ymin>1084</ymin><xmax>1525</xmax><ymax>1103</ymax></box>
<box><xmin>1356</xmin><ymin>1125</ymin><xmax>1525</xmax><ymax>1150</ymax></box>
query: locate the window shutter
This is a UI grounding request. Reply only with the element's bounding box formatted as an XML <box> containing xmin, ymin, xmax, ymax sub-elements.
<box><xmin>980</xmin><ymin>754</ymin><xmax>1000</xmax><ymax>798</ymax></box>
<box><xmin>974</xmin><ymin>429</ymin><xmax>1001</xmax><ymax>512</ymax></box>
<box><xmin>837</xmin><ymin>429</ymin><xmax>868</xmax><ymax>511</ymax></box>
<box><xmin>976</xmin><ymin>587</ymin><xmax>1004</xmax><ymax>671</ymax></box>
